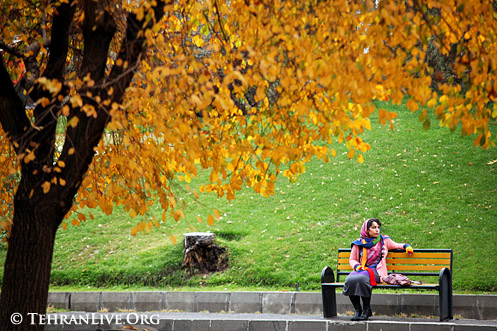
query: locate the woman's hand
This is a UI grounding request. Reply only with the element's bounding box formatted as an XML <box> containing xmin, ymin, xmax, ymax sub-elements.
<box><xmin>354</xmin><ymin>265</ymin><xmax>364</xmax><ymax>272</ymax></box>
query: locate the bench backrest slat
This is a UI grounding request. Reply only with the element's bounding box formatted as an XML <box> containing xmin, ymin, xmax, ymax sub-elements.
<box><xmin>387</xmin><ymin>252</ymin><xmax>452</xmax><ymax>258</ymax></box>
<box><xmin>338</xmin><ymin>258</ymin><xmax>451</xmax><ymax>265</ymax></box>
<box><xmin>335</xmin><ymin>248</ymin><xmax>452</xmax><ymax>282</ymax></box>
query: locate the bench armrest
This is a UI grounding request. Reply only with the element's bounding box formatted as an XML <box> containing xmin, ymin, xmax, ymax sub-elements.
<box><xmin>438</xmin><ymin>267</ymin><xmax>453</xmax><ymax>321</ymax></box>
<box><xmin>321</xmin><ymin>266</ymin><xmax>335</xmax><ymax>283</ymax></box>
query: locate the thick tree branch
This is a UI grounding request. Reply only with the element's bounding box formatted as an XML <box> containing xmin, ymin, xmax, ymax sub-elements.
<box><xmin>0</xmin><ymin>41</ymin><xmax>24</xmax><ymax>58</ymax></box>
<box><xmin>80</xmin><ymin>0</ymin><xmax>117</xmax><ymax>82</ymax></box>
<box><xmin>25</xmin><ymin>1</ymin><xmax>75</xmax><ymax>170</ymax></box>
<box><xmin>107</xmin><ymin>3</ymin><xmax>167</xmax><ymax>99</ymax></box>
<box><xmin>42</xmin><ymin>1</ymin><xmax>76</xmax><ymax>82</ymax></box>
<box><xmin>4</xmin><ymin>1</ymin><xmax>77</xmax><ymax>207</ymax></box>
<box><xmin>0</xmin><ymin>53</ymin><xmax>31</xmax><ymax>153</ymax></box>
<box><xmin>58</xmin><ymin>0</ymin><xmax>168</xmax><ymax>211</ymax></box>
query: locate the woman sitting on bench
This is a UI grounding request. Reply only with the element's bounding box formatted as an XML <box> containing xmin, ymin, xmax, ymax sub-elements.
<box><xmin>343</xmin><ymin>218</ymin><xmax>414</xmax><ymax>321</ymax></box>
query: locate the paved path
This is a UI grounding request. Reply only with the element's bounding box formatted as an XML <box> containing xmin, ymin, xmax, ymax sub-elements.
<box><xmin>40</xmin><ymin>312</ymin><xmax>497</xmax><ymax>330</ymax></box>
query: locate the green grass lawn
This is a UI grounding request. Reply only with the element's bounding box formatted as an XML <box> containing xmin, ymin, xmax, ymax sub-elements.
<box><xmin>1</xmin><ymin>100</ymin><xmax>496</xmax><ymax>293</ymax></box>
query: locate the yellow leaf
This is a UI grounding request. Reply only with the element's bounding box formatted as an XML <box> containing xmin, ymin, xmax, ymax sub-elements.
<box><xmin>378</xmin><ymin>109</ymin><xmax>398</xmax><ymax>126</ymax></box>
<box><xmin>39</xmin><ymin>97</ymin><xmax>50</xmax><ymax>107</ymax></box>
<box><xmin>213</xmin><ymin>209</ymin><xmax>221</xmax><ymax>219</ymax></box>
<box><xmin>427</xmin><ymin>98</ymin><xmax>437</xmax><ymax>108</ymax></box>
<box><xmin>406</xmin><ymin>98</ymin><xmax>419</xmax><ymax>112</ymax></box>
<box><xmin>255</xmin><ymin>85</ymin><xmax>266</xmax><ymax>102</ymax></box>
<box><xmin>192</xmin><ymin>35</ymin><xmax>204</xmax><ymax>47</ymax></box>
<box><xmin>423</xmin><ymin>118</ymin><xmax>431</xmax><ymax>130</ymax></box>
<box><xmin>23</xmin><ymin>151</ymin><xmax>36</xmax><ymax>164</ymax></box>
<box><xmin>209</xmin><ymin>171</ymin><xmax>219</xmax><ymax>183</ymax></box>
<box><xmin>196</xmin><ymin>215</ymin><xmax>203</xmax><ymax>223</ymax></box>
<box><xmin>44</xmin><ymin>78</ymin><xmax>62</xmax><ymax>94</ymax></box>
<box><xmin>62</xmin><ymin>105</ymin><xmax>70</xmax><ymax>117</ymax></box>
<box><xmin>42</xmin><ymin>182</ymin><xmax>51</xmax><ymax>194</ymax></box>
<box><xmin>207</xmin><ymin>214</ymin><xmax>215</xmax><ymax>226</ymax></box>
<box><xmin>170</xmin><ymin>235</ymin><xmax>177</xmax><ymax>245</ymax></box>
<box><xmin>70</xmin><ymin>95</ymin><xmax>83</xmax><ymax>107</ymax></box>
<box><xmin>68</xmin><ymin>117</ymin><xmax>79</xmax><ymax>128</ymax></box>
<box><xmin>357</xmin><ymin>154</ymin><xmax>364</xmax><ymax>164</ymax></box>
<box><xmin>347</xmin><ymin>149</ymin><xmax>355</xmax><ymax>159</ymax></box>
<box><xmin>173</xmin><ymin>209</ymin><xmax>185</xmax><ymax>221</ymax></box>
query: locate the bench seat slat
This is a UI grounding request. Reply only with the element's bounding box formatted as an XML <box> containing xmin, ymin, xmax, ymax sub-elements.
<box><xmin>321</xmin><ymin>282</ymin><xmax>439</xmax><ymax>289</ymax></box>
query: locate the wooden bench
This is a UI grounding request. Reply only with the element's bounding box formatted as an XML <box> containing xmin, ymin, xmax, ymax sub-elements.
<box><xmin>321</xmin><ymin>248</ymin><xmax>453</xmax><ymax>321</ymax></box>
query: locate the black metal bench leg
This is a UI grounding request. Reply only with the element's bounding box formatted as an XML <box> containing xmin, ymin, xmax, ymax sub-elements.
<box><xmin>321</xmin><ymin>266</ymin><xmax>337</xmax><ymax>318</ymax></box>
<box><xmin>439</xmin><ymin>267</ymin><xmax>453</xmax><ymax>321</ymax></box>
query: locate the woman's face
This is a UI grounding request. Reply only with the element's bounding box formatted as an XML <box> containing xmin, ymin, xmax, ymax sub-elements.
<box><xmin>367</xmin><ymin>221</ymin><xmax>380</xmax><ymax>238</ymax></box>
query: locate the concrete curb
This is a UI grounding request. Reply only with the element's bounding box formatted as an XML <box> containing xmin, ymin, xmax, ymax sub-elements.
<box><xmin>47</xmin><ymin>291</ymin><xmax>497</xmax><ymax>320</ymax></box>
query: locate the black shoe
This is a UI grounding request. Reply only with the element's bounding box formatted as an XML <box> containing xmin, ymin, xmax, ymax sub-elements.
<box><xmin>358</xmin><ymin>308</ymin><xmax>372</xmax><ymax>320</ymax></box>
<box><xmin>351</xmin><ymin>309</ymin><xmax>362</xmax><ymax>321</ymax></box>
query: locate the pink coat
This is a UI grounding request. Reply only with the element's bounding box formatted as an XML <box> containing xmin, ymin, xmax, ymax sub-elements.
<box><xmin>349</xmin><ymin>237</ymin><xmax>406</xmax><ymax>282</ymax></box>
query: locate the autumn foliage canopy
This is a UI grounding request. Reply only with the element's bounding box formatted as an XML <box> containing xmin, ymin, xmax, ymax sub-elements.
<box><xmin>1</xmin><ymin>0</ymin><xmax>497</xmax><ymax>237</ymax></box>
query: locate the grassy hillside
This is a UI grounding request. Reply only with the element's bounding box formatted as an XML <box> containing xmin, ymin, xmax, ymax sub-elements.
<box><xmin>1</xmin><ymin>101</ymin><xmax>496</xmax><ymax>293</ymax></box>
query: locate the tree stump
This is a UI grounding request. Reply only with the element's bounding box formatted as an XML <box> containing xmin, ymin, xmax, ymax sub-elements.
<box><xmin>181</xmin><ymin>232</ymin><xmax>228</xmax><ymax>273</ymax></box>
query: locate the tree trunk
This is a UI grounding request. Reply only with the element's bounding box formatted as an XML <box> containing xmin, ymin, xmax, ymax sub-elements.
<box><xmin>0</xmin><ymin>193</ymin><xmax>61</xmax><ymax>330</ymax></box>
<box><xmin>0</xmin><ymin>3</ymin><xmax>168</xmax><ymax>330</ymax></box>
